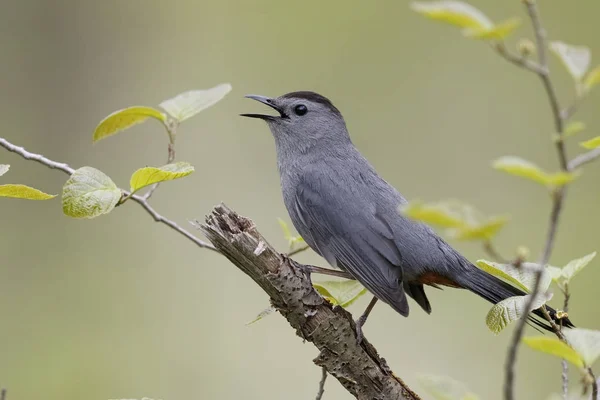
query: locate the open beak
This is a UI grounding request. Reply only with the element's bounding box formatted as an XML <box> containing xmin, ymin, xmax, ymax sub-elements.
<box><xmin>240</xmin><ymin>94</ymin><xmax>285</xmax><ymax>120</ymax></box>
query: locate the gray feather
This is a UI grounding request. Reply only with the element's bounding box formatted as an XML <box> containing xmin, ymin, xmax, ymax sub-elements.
<box><xmin>291</xmin><ymin>166</ymin><xmax>409</xmax><ymax>315</ymax></box>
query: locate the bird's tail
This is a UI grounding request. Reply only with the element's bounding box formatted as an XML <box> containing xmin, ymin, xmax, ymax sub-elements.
<box><xmin>456</xmin><ymin>264</ymin><xmax>574</xmax><ymax>331</ymax></box>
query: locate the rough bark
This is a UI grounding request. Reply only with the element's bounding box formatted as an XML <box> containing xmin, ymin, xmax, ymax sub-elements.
<box><xmin>200</xmin><ymin>204</ymin><xmax>421</xmax><ymax>400</ymax></box>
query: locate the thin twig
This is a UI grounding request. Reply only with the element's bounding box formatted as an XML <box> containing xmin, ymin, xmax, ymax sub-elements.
<box><xmin>505</xmin><ymin>190</ymin><xmax>565</xmax><ymax>400</ymax></box>
<box><xmin>562</xmin><ymin>359</ymin><xmax>568</xmax><ymax>400</ymax></box>
<box><xmin>0</xmin><ymin>388</ymin><xmax>5</xmax><ymax>400</ymax></box>
<box><xmin>483</xmin><ymin>240</ymin><xmax>509</xmax><ymax>263</ymax></box>
<box><xmin>569</xmin><ymin>148</ymin><xmax>600</xmax><ymax>170</ymax></box>
<box><xmin>540</xmin><ymin>305</ymin><xmax>567</xmax><ymax>341</ymax></box>
<box><xmin>0</xmin><ymin>136</ymin><xmax>218</xmax><ymax>252</ymax></box>
<box><xmin>524</xmin><ymin>1</ymin><xmax>568</xmax><ymax>168</ymax></box>
<box><xmin>502</xmin><ymin>2</ymin><xmax>570</xmax><ymax>400</ymax></box>
<box><xmin>130</xmin><ymin>194</ymin><xmax>218</xmax><ymax>251</ymax></box>
<box><xmin>562</xmin><ymin>283</ymin><xmax>571</xmax><ymax>314</ymax></box>
<box><xmin>561</xmin><ymin>282</ymin><xmax>571</xmax><ymax>400</ymax></box>
<box><xmin>315</xmin><ymin>366</ymin><xmax>327</xmax><ymax>400</ymax></box>
<box><xmin>561</xmin><ymin>96</ymin><xmax>581</xmax><ymax>121</ymax></box>
<box><xmin>493</xmin><ymin>42</ymin><xmax>544</xmax><ymax>74</ymax></box>
<box><xmin>144</xmin><ymin>141</ymin><xmax>176</xmax><ymax>200</ymax></box>
<box><xmin>589</xmin><ymin>368</ymin><xmax>599</xmax><ymax>400</ymax></box>
<box><xmin>287</xmin><ymin>244</ymin><xmax>310</xmax><ymax>257</ymax></box>
<box><xmin>0</xmin><ymin>138</ymin><xmax>74</xmax><ymax>174</ymax></box>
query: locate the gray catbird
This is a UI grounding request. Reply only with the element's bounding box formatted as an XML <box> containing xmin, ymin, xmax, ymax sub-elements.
<box><xmin>242</xmin><ymin>91</ymin><xmax>572</xmax><ymax>337</ymax></box>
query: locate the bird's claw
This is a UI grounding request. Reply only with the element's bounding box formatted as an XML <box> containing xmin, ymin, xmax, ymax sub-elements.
<box><xmin>355</xmin><ymin>315</ymin><xmax>368</xmax><ymax>345</ymax></box>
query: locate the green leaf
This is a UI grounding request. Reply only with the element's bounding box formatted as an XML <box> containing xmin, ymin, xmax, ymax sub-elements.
<box><xmin>523</xmin><ymin>336</ymin><xmax>585</xmax><ymax>368</ymax></box>
<box><xmin>0</xmin><ymin>184</ymin><xmax>56</xmax><ymax>200</ymax></box>
<box><xmin>493</xmin><ymin>156</ymin><xmax>547</xmax><ymax>185</ymax></box>
<box><xmin>410</xmin><ymin>1</ymin><xmax>492</xmax><ymax>30</ymax></box>
<box><xmin>62</xmin><ymin>167</ymin><xmax>121</xmax><ymax>219</ymax></box>
<box><xmin>486</xmin><ymin>292</ymin><xmax>552</xmax><ymax>334</ymax></box>
<box><xmin>411</xmin><ymin>1</ymin><xmax>518</xmax><ymax>41</ymax></box>
<box><xmin>584</xmin><ymin>65</ymin><xmax>600</xmax><ymax>92</ymax></box>
<box><xmin>93</xmin><ymin>106</ymin><xmax>167</xmax><ymax>142</ymax></box>
<box><xmin>401</xmin><ymin>200</ymin><xmax>508</xmax><ymax>242</ymax></box>
<box><xmin>464</xmin><ymin>18</ymin><xmax>520</xmax><ymax>40</ymax></box>
<box><xmin>546</xmin><ymin>265</ymin><xmax>564</xmax><ymax>282</ymax></box>
<box><xmin>563</xmin><ymin>328</ymin><xmax>600</xmax><ymax>366</ymax></box>
<box><xmin>418</xmin><ymin>375</ymin><xmax>479</xmax><ymax>400</ymax></box>
<box><xmin>450</xmin><ymin>215</ymin><xmax>508</xmax><ymax>241</ymax></box>
<box><xmin>277</xmin><ymin>218</ymin><xmax>305</xmax><ymax>249</ymax></box>
<box><xmin>564</xmin><ymin>121</ymin><xmax>586</xmax><ymax>138</ymax></box>
<box><xmin>562</xmin><ymin>252</ymin><xmax>596</xmax><ymax>283</ymax></box>
<box><xmin>550</xmin><ymin>41</ymin><xmax>591</xmax><ymax>81</ymax></box>
<box><xmin>580</xmin><ymin>136</ymin><xmax>600</xmax><ymax>150</ymax></box>
<box><xmin>549</xmin><ymin>252</ymin><xmax>596</xmax><ymax>287</ymax></box>
<box><xmin>400</xmin><ymin>200</ymin><xmax>466</xmax><ymax>228</ymax></box>
<box><xmin>159</xmin><ymin>83</ymin><xmax>232</xmax><ymax>122</ymax></box>
<box><xmin>246</xmin><ymin>305</ymin><xmax>276</xmax><ymax>326</ymax></box>
<box><xmin>493</xmin><ymin>156</ymin><xmax>578</xmax><ymax>188</ymax></box>
<box><xmin>313</xmin><ymin>280</ymin><xmax>367</xmax><ymax>308</ymax></box>
<box><xmin>477</xmin><ymin>260</ymin><xmax>551</xmax><ymax>293</ymax></box>
<box><xmin>546</xmin><ymin>171</ymin><xmax>580</xmax><ymax>187</ymax></box>
<box><xmin>0</xmin><ymin>164</ymin><xmax>56</xmax><ymax>200</ymax></box>
<box><xmin>278</xmin><ymin>218</ymin><xmax>293</xmax><ymax>241</ymax></box>
<box><xmin>129</xmin><ymin>162</ymin><xmax>194</xmax><ymax>192</ymax></box>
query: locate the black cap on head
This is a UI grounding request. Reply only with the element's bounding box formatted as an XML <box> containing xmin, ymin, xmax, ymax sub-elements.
<box><xmin>280</xmin><ymin>91</ymin><xmax>341</xmax><ymax>117</ymax></box>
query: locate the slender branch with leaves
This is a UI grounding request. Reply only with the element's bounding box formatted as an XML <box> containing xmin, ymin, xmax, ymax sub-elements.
<box><xmin>410</xmin><ymin>1</ymin><xmax>600</xmax><ymax>399</ymax></box>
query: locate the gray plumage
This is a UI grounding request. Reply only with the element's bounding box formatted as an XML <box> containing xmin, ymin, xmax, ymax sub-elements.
<box><xmin>242</xmin><ymin>91</ymin><xmax>571</xmax><ymax>329</ymax></box>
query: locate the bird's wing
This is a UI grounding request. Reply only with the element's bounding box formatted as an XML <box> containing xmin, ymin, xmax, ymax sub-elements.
<box><xmin>293</xmin><ymin>170</ymin><xmax>410</xmax><ymax>316</ymax></box>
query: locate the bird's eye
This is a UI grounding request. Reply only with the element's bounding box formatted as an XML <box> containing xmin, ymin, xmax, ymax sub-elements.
<box><xmin>294</xmin><ymin>104</ymin><xmax>308</xmax><ymax>116</ymax></box>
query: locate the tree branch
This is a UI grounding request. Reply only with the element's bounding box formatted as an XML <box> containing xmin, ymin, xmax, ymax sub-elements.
<box><xmin>0</xmin><ymin>138</ymin><xmax>74</xmax><ymax>174</ymax></box>
<box><xmin>200</xmin><ymin>205</ymin><xmax>421</xmax><ymax>400</ymax></box>
<box><xmin>523</xmin><ymin>0</ymin><xmax>568</xmax><ymax>170</ymax></box>
<box><xmin>569</xmin><ymin>148</ymin><xmax>600</xmax><ymax>170</ymax></box>
<box><xmin>0</xmin><ymin>136</ymin><xmax>217</xmax><ymax>252</ymax></box>
<box><xmin>502</xmin><ymin>2</ymin><xmax>570</xmax><ymax>400</ymax></box>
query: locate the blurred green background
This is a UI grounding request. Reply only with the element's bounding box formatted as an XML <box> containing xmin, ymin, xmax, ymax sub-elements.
<box><xmin>1</xmin><ymin>1</ymin><xmax>599</xmax><ymax>399</ymax></box>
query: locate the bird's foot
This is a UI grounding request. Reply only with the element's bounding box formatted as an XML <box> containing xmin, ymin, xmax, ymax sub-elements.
<box><xmin>355</xmin><ymin>314</ymin><xmax>368</xmax><ymax>345</ymax></box>
<box><xmin>354</xmin><ymin>296</ymin><xmax>379</xmax><ymax>345</ymax></box>
<box><xmin>301</xmin><ymin>264</ymin><xmax>354</xmax><ymax>279</ymax></box>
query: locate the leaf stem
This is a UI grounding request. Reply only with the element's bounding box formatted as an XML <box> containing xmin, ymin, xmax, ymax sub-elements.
<box><xmin>144</xmin><ymin>118</ymin><xmax>178</xmax><ymax>201</ymax></box>
<box><xmin>118</xmin><ymin>190</ymin><xmax>137</xmax><ymax>205</ymax></box>
<box><xmin>287</xmin><ymin>244</ymin><xmax>310</xmax><ymax>257</ymax></box>
<box><xmin>483</xmin><ymin>240</ymin><xmax>509</xmax><ymax>264</ymax></box>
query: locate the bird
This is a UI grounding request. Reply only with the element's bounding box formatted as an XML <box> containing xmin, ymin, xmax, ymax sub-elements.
<box><xmin>241</xmin><ymin>90</ymin><xmax>572</xmax><ymax>340</ymax></box>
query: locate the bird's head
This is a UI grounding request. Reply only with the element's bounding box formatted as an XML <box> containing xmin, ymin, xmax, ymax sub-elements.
<box><xmin>241</xmin><ymin>91</ymin><xmax>350</xmax><ymax>151</ymax></box>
